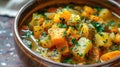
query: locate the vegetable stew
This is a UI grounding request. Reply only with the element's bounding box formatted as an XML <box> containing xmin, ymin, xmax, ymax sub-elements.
<box><xmin>20</xmin><ymin>4</ymin><xmax>120</xmax><ymax>65</ymax></box>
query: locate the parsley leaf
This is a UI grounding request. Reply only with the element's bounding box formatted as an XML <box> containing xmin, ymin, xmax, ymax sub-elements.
<box><xmin>58</xmin><ymin>23</ymin><xmax>67</xmax><ymax>28</ymax></box>
<box><xmin>71</xmin><ymin>38</ymin><xmax>76</xmax><ymax>45</ymax></box>
<box><xmin>90</xmin><ymin>21</ymin><xmax>105</xmax><ymax>32</ymax></box>
<box><xmin>108</xmin><ymin>20</ymin><xmax>116</xmax><ymax>26</ymax></box>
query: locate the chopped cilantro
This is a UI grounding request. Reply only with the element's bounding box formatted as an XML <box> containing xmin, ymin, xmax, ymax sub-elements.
<box><xmin>58</xmin><ymin>23</ymin><xmax>67</xmax><ymax>28</ymax></box>
<box><xmin>76</xmin><ymin>20</ymin><xmax>81</xmax><ymax>22</ymax></box>
<box><xmin>108</xmin><ymin>20</ymin><xmax>116</xmax><ymax>26</ymax></box>
<box><xmin>63</xmin><ymin>31</ymin><xmax>67</xmax><ymax>37</ymax></box>
<box><xmin>118</xmin><ymin>23</ymin><xmax>120</xmax><ymax>28</ymax></box>
<box><xmin>90</xmin><ymin>21</ymin><xmax>105</xmax><ymax>32</ymax></box>
<box><xmin>42</xmin><ymin>32</ymin><xmax>47</xmax><ymax>37</ymax></box>
<box><xmin>25</xmin><ymin>31</ymin><xmax>33</xmax><ymax>37</ymax></box>
<box><xmin>28</xmin><ymin>44</ymin><xmax>32</xmax><ymax>49</ymax></box>
<box><xmin>62</xmin><ymin>58</ymin><xmax>74</xmax><ymax>64</ymax></box>
<box><xmin>76</xmin><ymin>42</ymin><xmax>80</xmax><ymax>46</ymax></box>
<box><xmin>71</xmin><ymin>38</ymin><xmax>76</xmax><ymax>45</ymax></box>
<box><xmin>81</xmin><ymin>16</ymin><xmax>85</xmax><ymax>20</ymax></box>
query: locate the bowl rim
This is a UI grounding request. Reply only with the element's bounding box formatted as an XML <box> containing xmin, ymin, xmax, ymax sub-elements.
<box><xmin>14</xmin><ymin>0</ymin><xmax>120</xmax><ymax>67</ymax></box>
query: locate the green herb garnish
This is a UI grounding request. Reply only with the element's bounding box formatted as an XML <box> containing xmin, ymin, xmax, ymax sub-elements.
<box><xmin>108</xmin><ymin>20</ymin><xmax>116</xmax><ymax>26</ymax></box>
<box><xmin>28</xmin><ymin>44</ymin><xmax>32</xmax><ymax>49</ymax></box>
<box><xmin>62</xmin><ymin>58</ymin><xmax>74</xmax><ymax>64</ymax></box>
<box><xmin>71</xmin><ymin>38</ymin><xmax>76</xmax><ymax>45</ymax></box>
<box><xmin>118</xmin><ymin>23</ymin><xmax>120</xmax><ymax>28</ymax></box>
<box><xmin>76</xmin><ymin>42</ymin><xmax>80</xmax><ymax>46</ymax></box>
<box><xmin>90</xmin><ymin>21</ymin><xmax>105</xmax><ymax>32</ymax></box>
<box><xmin>58</xmin><ymin>23</ymin><xmax>67</xmax><ymax>28</ymax></box>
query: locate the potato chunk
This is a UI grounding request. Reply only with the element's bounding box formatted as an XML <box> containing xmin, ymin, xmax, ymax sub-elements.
<box><xmin>67</xmin><ymin>14</ymin><xmax>80</xmax><ymax>26</ymax></box>
<box><xmin>47</xmin><ymin>50</ymin><xmax>61</xmax><ymax>62</ymax></box>
<box><xmin>39</xmin><ymin>35</ymin><xmax>52</xmax><ymax>48</ymax></box>
<box><xmin>79</xmin><ymin>23</ymin><xmax>89</xmax><ymax>37</ymax></box>
<box><xmin>36</xmin><ymin>46</ymin><xmax>48</xmax><ymax>58</ymax></box>
<box><xmin>95</xmin><ymin>32</ymin><xmax>112</xmax><ymax>48</ymax></box>
<box><xmin>71</xmin><ymin>37</ymin><xmax>92</xmax><ymax>60</ymax></box>
<box><xmin>99</xmin><ymin>9</ymin><xmax>111</xmax><ymax>20</ymax></box>
<box><xmin>114</xmin><ymin>33</ymin><xmax>120</xmax><ymax>44</ymax></box>
<box><xmin>48</xmin><ymin>28</ymin><xmax>66</xmax><ymax>39</ymax></box>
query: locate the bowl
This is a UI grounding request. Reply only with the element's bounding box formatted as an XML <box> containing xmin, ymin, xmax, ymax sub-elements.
<box><xmin>13</xmin><ymin>0</ymin><xmax>120</xmax><ymax>67</ymax></box>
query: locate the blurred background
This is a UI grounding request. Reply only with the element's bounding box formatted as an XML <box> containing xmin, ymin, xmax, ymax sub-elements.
<box><xmin>0</xmin><ymin>0</ymin><xmax>30</xmax><ymax>67</ymax></box>
<box><xmin>0</xmin><ymin>0</ymin><xmax>119</xmax><ymax>67</ymax></box>
<box><xmin>0</xmin><ymin>0</ymin><xmax>30</xmax><ymax>16</ymax></box>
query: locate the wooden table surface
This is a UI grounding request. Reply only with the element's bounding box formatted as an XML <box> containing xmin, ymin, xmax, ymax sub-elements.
<box><xmin>0</xmin><ymin>0</ymin><xmax>120</xmax><ymax>67</ymax></box>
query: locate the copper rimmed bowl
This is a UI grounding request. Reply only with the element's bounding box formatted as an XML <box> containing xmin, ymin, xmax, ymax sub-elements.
<box><xmin>13</xmin><ymin>0</ymin><xmax>120</xmax><ymax>67</ymax></box>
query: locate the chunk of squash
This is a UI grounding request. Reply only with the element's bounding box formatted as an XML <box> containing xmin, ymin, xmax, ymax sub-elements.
<box><xmin>48</xmin><ymin>28</ymin><xmax>69</xmax><ymax>56</ymax></box>
<box><xmin>90</xmin><ymin>15</ymin><xmax>103</xmax><ymax>22</ymax></box>
<box><xmin>61</xmin><ymin>9</ymin><xmax>71</xmax><ymax>21</ymax></box>
<box><xmin>100</xmin><ymin>51</ymin><xmax>120</xmax><ymax>62</ymax></box>
<box><xmin>53</xmin><ymin>14</ymin><xmax>61</xmax><ymax>23</ymax></box>
<box><xmin>84</xmin><ymin>6</ymin><xmax>95</xmax><ymax>15</ymax></box>
<box><xmin>33</xmin><ymin>26</ymin><xmax>43</xmax><ymax>39</ymax></box>
<box><xmin>81</xmin><ymin>6</ymin><xmax>95</xmax><ymax>18</ymax></box>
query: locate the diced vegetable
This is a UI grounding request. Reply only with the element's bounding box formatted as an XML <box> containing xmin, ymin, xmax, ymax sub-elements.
<box><xmin>33</xmin><ymin>26</ymin><xmax>43</xmax><ymax>39</ymax></box>
<box><xmin>48</xmin><ymin>28</ymin><xmax>69</xmax><ymax>56</ymax></box>
<box><xmin>81</xmin><ymin>6</ymin><xmax>95</xmax><ymax>18</ymax></box>
<box><xmin>53</xmin><ymin>14</ymin><xmax>61</xmax><ymax>23</ymax></box>
<box><xmin>47</xmin><ymin>50</ymin><xmax>61</xmax><ymax>62</ymax></box>
<box><xmin>42</xmin><ymin>20</ymin><xmax>53</xmax><ymax>30</ymax></box>
<box><xmin>79</xmin><ymin>23</ymin><xmax>89</xmax><ymax>37</ymax></box>
<box><xmin>39</xmin><ymin>35</ymin><xmax>52</xmax><ymax>48</ymax></box>
<box><xmin>21</xmin><ymin>5</ymin><xmax>120</xmax><ymax>65</ymax></box>
<box><xmin>100</xmin><ymin>51</ymin><xmax>120</xmax><ymax>62</ymax></box>
<box><xmin>29</xmin><ymin>13</ymin><xmax>44</xmax><ymax>30</ymax></box>
<box><xmin>99</xmin><ymin>9</ymin><xmax>111</xmax><ymax>20</ymax></box>
<box><xmin>67</xmin><ymin>14</ymin><xmax>80</xmax><ymax>26</ymax></box>
<box><xmin>55</xmin><ymin>38</ymin><xmax>69</xmax><ymax>56</ymax></box>
<box><xmin>84</xmin><ymin>6</ymin><xmax>95</xmax><ymax>15</ymax></box>
<box><xmin>95</xmin><ymin>32</ymin><xmax>112</xmax><ymax>48</ymax></box>
<box><xmin>61</xmin><ymin>9</ymin><xmax>71</xmax><ymax>21</ymax></box>
<box><xmin>45</xmin><ymin>13</ymin><xmax>56</xmax><ymax>19</ymax></box>
<box><xmin>114</xmin><ymin>33</ymin><xmax>120</xmax><ymax>44</ymax></box>
<box><xmin>90</xmin><ymin>15</ymin><xmax>103</xmax><ymax>22</ymax></box>
<box><xmin>71</xmin><ymin>37</ymin><xmax>92</xmax><ymax>60</ymax></box>
<box><xmin>36</xmin><ymin>46</ymin><xmax>48</xmax><ymax>58</ymax></box>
